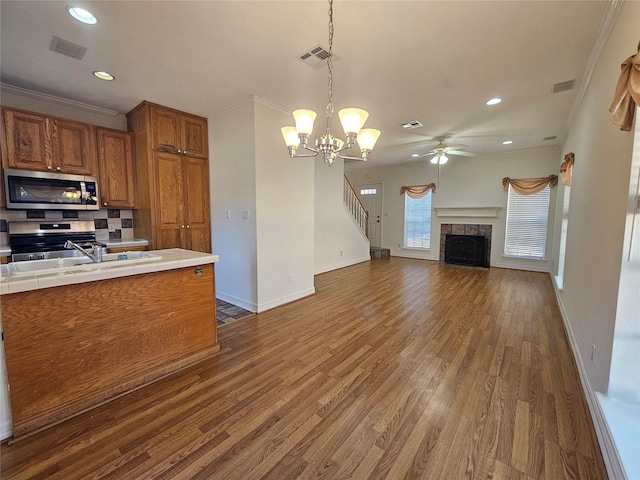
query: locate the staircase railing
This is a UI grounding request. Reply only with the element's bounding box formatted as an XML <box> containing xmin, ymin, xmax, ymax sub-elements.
<box><xmin>343</xmin><ymin>176</ymin><xmax>368</xmax><ymax>237</ymax></box>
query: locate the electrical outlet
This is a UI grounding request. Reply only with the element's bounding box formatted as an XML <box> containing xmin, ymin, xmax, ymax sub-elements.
<box><xmin>242</xmin><ymin>210</ymin><xmax>249</xmax><ymax>220</ymax></box>
<box><xmin>287</xmin><ymin>276</ymin><xmax>293</xmax><ymax>284</ymax></box>
<box><xmin>591</xmin><ymin>344</ymin><xmax>596</xmax><ymax>364</ymax></box>
<box><xmin>340</xmin><ymin>250</ymin><xmax>343</xmax><ymax>256</ymax></box>
<box><xmin>108</xmin><ymin>223</ymin><xmax>115</xmax><ymax>232</ymax></box>
<box><xmin>226</xmin><ymin>210</ymin><xmax>231</xmax><ymax>219</ymax></box>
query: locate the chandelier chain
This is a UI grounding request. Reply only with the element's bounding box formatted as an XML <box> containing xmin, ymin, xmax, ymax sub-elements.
<box><xmin>326</xmin><ymin>0</ymin><xmax>334</xmax><ymax>118</ymax></box>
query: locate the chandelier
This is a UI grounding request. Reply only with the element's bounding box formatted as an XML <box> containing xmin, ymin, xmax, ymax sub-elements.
<box><xmin>281</xmin><ymin>0</ymin><xmax>380</xmax><ymax>166</ymax></box>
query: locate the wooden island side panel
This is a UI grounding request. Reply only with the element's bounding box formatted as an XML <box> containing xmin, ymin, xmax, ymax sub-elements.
<box><xmin>1</xmin><ymin>264</ymin><xmax>219</xmax><ymax>437</ymax></box>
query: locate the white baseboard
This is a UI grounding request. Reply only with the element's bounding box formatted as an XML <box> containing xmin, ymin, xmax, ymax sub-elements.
<box><xmin>550</xmin><ymin>274</ymin><xmax>626</xmax><ymax>480</ymax></box>
<box><xmin>215</xmin><ymin>291</ymin><xmax>257</xmax><ymax>313</ymax></box>
<box><xmin>390</xmin><ymin>250</ymin><xmax>437</xmax><ymax>261</ymax></box>
<box><xmin>493</xmin><ymin>260</ymin><xmax>550</xmax><ymax>272</ymax></box>
<box><xmin>0</xmin><ymin>418</ymin><xmax>12</xmax><ymax>441</ymax></box>
<box><xmin>256</xmin><ymin>287</ymin><xmax>315</xmax><ymax>313</ymax></box>
<box><xmin>314</xmin><ymin>256</ymin><xmax>370</xmax><ymax>275</ymax></box>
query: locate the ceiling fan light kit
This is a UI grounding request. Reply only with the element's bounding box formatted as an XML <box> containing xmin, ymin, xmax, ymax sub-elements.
<box><xmin>281</xmin><ymin>0</ymin><xmax>380</xmax><ymax>165</ymax></box>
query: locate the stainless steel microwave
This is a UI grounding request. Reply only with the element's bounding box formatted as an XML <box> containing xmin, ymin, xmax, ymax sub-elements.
<box><xmin>4</xmin><ymin>169</ymin><xmax>100</xmax><ymax>210</ymax></box>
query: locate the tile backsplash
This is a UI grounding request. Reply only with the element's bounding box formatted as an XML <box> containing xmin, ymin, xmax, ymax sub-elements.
<box><xmin>0</xmin><ymin>208</ymin><xmax>135</xmax><ymax>245</ymax></box>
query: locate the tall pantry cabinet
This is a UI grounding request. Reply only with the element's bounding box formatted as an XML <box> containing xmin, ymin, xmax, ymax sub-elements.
<box><xmin>126</xmin><ymin>101</ymin><xmax>211</xmax><ymax>252</ymax></box>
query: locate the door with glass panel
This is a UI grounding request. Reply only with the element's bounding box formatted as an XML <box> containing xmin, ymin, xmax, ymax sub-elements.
<box><xmin>357</xmin><ymin>183</ymin><xmax>383</xmax><ymax>248</ymax></box>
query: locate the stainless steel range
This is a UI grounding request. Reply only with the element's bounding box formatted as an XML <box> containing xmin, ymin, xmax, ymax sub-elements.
<box><xmin>8</xmin><ymin>220</ymin><xmax>106</xmax><ymax>262</ymax></box>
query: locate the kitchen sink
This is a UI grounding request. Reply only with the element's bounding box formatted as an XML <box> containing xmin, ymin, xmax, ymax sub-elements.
<box><xmin>7</xmin><ymin>251</ymin><xmax>162</xmax><ymax>277</ymax></box>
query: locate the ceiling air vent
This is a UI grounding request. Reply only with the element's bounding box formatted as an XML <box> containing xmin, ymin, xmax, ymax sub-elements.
<box><xmin>298</xmin><ymin>45</ymin><xmax>338</xmax><ymax>69</ymax></box>
<box><xmin>552</xmin><ymin>79</ymin><xmax>576</xmax><ymax>94</ymax></box>
<box><xmin>401</xmin><ymin>120</ymin><xmax>423</xmax><ymax>129</ymax></box>
<box><xmin>543</xmin><ymin>135</ymin><xmax>558</xmax><ymax>141</ymax></box>
<box><xmin>50</xmin><ymin>35</ymin><xmax>87</xmax><ymax>60</ymax></box>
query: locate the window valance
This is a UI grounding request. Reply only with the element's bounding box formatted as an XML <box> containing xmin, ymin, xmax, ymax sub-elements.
<box><xmin>610</xmin><ymin>41</ymin><xmax>640</xmax><ymax>131</ymax></box>
<box><xmin>502</xmin><ymin>175</ymin><xmax>558</xmax><ymax>195</ymax></box>
<box><xmin>560</xmin><ymin>152</ymin><xmax>574</xmax><ymax>186</ymax></box>
<box><xmin>400</xmin><ymin>184</ymin><xmax>436</xmax><ymax>198</ymax></box>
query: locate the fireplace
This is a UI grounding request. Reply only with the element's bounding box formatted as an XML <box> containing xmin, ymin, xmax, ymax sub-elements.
<box><xmin>440</xmin><ymin>224</ymin><xmax>492</xmax><ymax>268</ymax></box>
<box><xmin>445</xmin><ymin>234</ymin><xmax>488</xmax><ymax>267</ymax></box>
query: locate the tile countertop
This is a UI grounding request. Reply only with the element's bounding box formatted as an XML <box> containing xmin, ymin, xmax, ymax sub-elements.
<box><xmin>0</xmin><ymin>249</ymin><xmax>219</xmax><ymax>295</ymax></box>
<box><xmin>102</xmin><ymin>238</ymin><xmax>149</xmax><ymax>249</ymax></box>
<box><xmin>0</xmin><ymin>239</ymin><xmax>149</xmax><ymax>257</ymax></box>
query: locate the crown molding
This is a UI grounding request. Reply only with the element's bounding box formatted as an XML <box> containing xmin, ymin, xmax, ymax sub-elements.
<box><xmin>209</xmin><ymin>95</ymin><xmax>291</xmax><ymax>120</ymax></box>
<box><xmin>0</xmin><ymin>83</ymin><xmax>120</xmax><ymax>117</ymax></box>
<box><xmin>566</xmin><ymin>0</ymin><xmax>625</xmax><ymax>129</ymax></box>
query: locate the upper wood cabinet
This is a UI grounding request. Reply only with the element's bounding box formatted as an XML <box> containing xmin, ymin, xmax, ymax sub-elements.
<box><xmin>150</xmin><ymin>105</ymin><xmax>208</xmax><ymax>158</ymax></box>
<box><xmin>127</xmin><ymin>101</ymin><xmax>210</xmax><ymax>252</ymax></box>
<box><xmin>1</xmin><ymin>107</ymin><xmax>97</xmax><ymax>176</ymax></box>
<box><xmin>96</xmin><ymin>127</ymin><xmax>136</xmax><ymax>209</ymax></box>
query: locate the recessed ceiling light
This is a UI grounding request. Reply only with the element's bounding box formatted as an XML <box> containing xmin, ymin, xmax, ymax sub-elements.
<box><xmin>66</xmin><ymin>6</ymin><xmax>98</xmax><ymax>24</ymax></box>
<box><xmin>502</xmin><ymin>140</ymin><xmax>513</xmax><ymax>145</ymax></box>
<box><xmin>411</xmin><ymin>153</ymin><xmax>420</xmax><ymax>158</ymax></box>
<box><xmin>485</xmin><ymin>98</ymin><xmax>502</xmax><ymax>106</ymax></box>
<box><xmin>93</xmin><ymin>71</ymin><xmax>115</xmax><ymax>81</ymax></box>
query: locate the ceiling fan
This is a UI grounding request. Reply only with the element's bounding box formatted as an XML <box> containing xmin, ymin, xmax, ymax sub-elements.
<box><xmin>414</xmin><ymin>136</ymin><xmax>478</xmax><ymax>165</ymax></box>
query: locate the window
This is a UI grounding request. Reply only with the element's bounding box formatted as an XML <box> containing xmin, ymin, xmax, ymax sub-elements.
<box><xmin>360</xmin><ymin>188</ymin><xmax>377</xmax><ymax>195</ymax></box>
<box><xmin>504</xmin><ymin>185</ymin><xmax>550</xmax><ymax>259</ymax></box>
<box><xmin>556</xmin><ymin>185</ymin><xmax>571</xmax><ymax>286</ymax></box>
<box><xmin>403</xmin><ymin>191</ymin><xmax>432</xmax><ymax>248</ymax></box>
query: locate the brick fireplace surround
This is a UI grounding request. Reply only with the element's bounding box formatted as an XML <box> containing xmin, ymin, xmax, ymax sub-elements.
<box><xmin>439</xmin><ymin>223</ymin><xmax>492</xmax><ymax>267</ymax></box>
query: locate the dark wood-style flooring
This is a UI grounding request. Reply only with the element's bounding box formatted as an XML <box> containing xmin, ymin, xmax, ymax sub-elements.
<box><xmin>1</xmin><ymin>258</ymin><xmax>607</xmax><ymax>479</ymax></box>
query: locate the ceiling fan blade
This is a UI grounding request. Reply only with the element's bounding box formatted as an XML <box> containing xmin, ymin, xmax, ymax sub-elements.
<box><xmin>447</xmin><ymin>149</ymin><xmax>477</xmax><ymax>157</ymax></box>
<box><xmin>443</xmin><ymin>144</ymin><xmax>467</xmax><ymax>151</ymax></box>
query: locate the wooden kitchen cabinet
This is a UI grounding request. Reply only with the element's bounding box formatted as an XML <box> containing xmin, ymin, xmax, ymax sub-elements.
<box><xmin>127</xmin><ymin>101</ymin><xmax>211</xmax><ymax>252</ymax></box>
<box><xmin>96</xmin><ymin>127</ymin><xmax>137</xmax><ymax>209</ymax></box>
<box><xmin>1</xmin><ymin>107</ymin><xmax>97</xmax><ymax>175</ymax></box>
<box><xmin>151</xmin><ymin>104</ymin><xmax>208</xmax><ymax>158</ymax></box>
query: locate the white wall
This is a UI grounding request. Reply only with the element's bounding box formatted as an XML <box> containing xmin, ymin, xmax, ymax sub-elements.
<box><xmin>254</xmin><ymin>100</ymin><xmax>315</xmax><ymax>311</ymax></box>
<box><xmin>314</xmin><ymin>158</ymin><xmax>370</xmax><ymax>275</ymax></box>
<box><xmin>209</xmin><ymin>99</ymin><xmax>258</xmax><ymax>311</ymax></box>
<box><xmin>346</xmin><ymin>146</ymin><xmax>559</xmax><ymax>271</ymax></box>
<box><xmin>552</xmin><ymin>2</ymin><xmax>637</xmax><ymax>395</ymax></box>
<box><xmin>210</xmin><ymin>97</ymin><xmax>317</xmax><ymax>313</ymax></box>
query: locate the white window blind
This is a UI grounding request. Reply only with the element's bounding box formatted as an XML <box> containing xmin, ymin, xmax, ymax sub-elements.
<box><xmin>504</xmin><ymin>185</ymin><xmax>550</xmax><ymax>259</ymax></box>
<box><xmin>403</xmin><ymin>191</ymin><xmax>432</xmax><ymax>249</ymax></box>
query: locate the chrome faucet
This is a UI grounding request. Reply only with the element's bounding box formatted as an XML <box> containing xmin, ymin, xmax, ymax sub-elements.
<box><xmin>63</xmin><ymin>240</ymin><xmax>106</xmax><ymax>263</ymax></box>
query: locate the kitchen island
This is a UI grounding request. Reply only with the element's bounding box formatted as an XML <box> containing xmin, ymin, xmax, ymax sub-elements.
<box><xmin>0</xmin><ymin>249</ymin><xmax>220</xmax><ymax>437</ymax></box>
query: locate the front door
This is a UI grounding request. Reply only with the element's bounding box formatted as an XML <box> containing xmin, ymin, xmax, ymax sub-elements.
<box><xmin>357</xmin><ymin>183</ymin><xmax>383</xmax><ymax>248</ymax></box>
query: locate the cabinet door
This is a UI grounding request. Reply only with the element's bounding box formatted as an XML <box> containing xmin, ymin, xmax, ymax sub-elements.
<box><xmin>2</xmin><ymin>108</ymin><xmax>51</xmax><ymax>171</ymax></box>
<box><xmin>97</xmin><ymin>128</ymin><xmax>136</xmax><ymax>209</ymax></box>
<box><xmin>151</xmin><ymin>107</ymin><xmax>181</xmax><ymax>153</ymax></box>
<box><xmin>182</xmin><ymin>115</ymin><xmax>208</xmax><ymax>158</ymax></box>
<box><xmin>52</xmin><ymin>119</ymin><xmax>97</xmax><ymax>175</ymax></box>
<box><xmin>183</xmin><ymin>157</ymin><xmax>211</xmax><ymax>252</ymax></box>
<box><xmin>154</xmin><ymin>152</ymin><xmax>184</xmax><ymax>249</ymax></box>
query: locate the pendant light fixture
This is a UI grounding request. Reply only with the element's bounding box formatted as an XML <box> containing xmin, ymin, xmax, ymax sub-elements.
<box><xmin>281</xmin><ymin>0</ymin><xmax>380</xmax><ymax>166</ymax></box>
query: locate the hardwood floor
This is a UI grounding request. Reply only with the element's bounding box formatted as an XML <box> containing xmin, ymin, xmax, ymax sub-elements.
<box><xmin>0</xmin><ymin>258</ymin><xmax>607</xmax><ymax>479</ymax></box>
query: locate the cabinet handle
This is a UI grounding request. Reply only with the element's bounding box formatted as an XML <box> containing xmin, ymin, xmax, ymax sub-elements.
<box><xmin>47</xmin><ymin>165</ymin><xmax>53</xmax><ymax>170</ymax></box>
<box><xmin>186</xmin><ymin>225</ymin><xmax>190</xmax><ymax>229</ymax></box>
<box><xmin>103</xmin><ymin>202</ymin><xmax>108</xmax><ymax>206</ymax></box>
<box><xmin>181</xmin><ymin>225</ymin><xmax>185</xmax><ymax>228</ymax></box>
<box><xmin>56</xmin><ymin>166</ymin><xmax>61</xmax><ymax>171</ymax></box>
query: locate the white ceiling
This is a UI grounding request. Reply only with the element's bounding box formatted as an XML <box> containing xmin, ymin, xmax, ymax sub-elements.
<box><xmin>0</xmin><ymin>1</ymin><xmax>610</xmax><ymax>167</ymax></box>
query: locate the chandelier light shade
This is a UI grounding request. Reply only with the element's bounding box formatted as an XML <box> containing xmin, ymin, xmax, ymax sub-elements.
<box><xmin>431</xmin><ymin>153</ymin><xmax>449</xmax><ymax>165</ymax></box>
<box><xmin>281</xmin><ymin>0</ymin><xmax>380</xmax><ymax>165</ymax></box>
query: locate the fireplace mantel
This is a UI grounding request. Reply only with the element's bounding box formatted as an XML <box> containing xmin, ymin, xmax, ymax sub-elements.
<box><xmin>435</xmin><ymin>207</ymin><xmax>501</xmax><ymax>218</ymax></box>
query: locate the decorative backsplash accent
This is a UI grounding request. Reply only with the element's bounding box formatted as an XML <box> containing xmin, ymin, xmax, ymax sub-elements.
<box><xmin>0</xmin><ymin>208</ymin><xmax>135</xmax><ymax>245</ymax></box>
